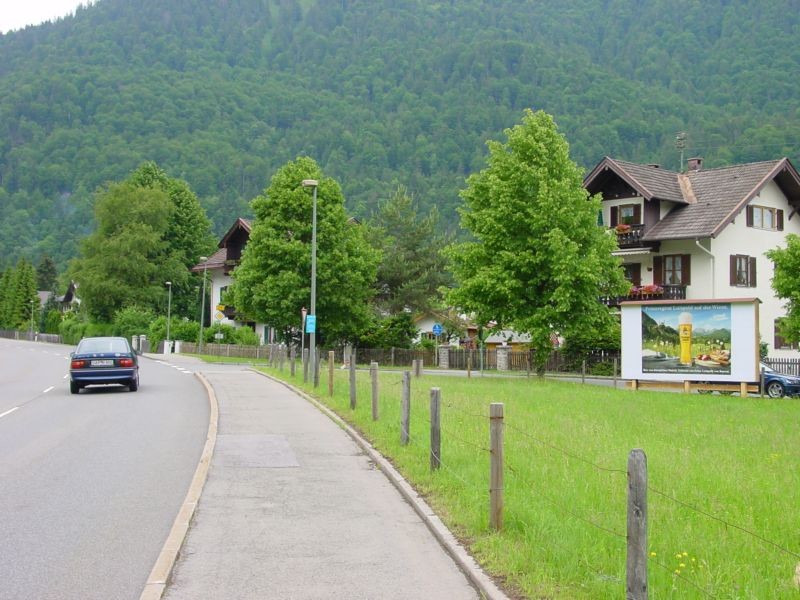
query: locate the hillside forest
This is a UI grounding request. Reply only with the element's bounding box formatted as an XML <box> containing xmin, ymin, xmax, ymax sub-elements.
<box><xmin>0</xmin><ymin>0</ymin><xmax>798</xmax><ymax>269</ymax></box>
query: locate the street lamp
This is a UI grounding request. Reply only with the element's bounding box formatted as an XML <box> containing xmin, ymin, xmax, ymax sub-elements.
<box><xmin>165</xmin><ymin>281</ymin><xmax>172</xmax><ymax>353</ymax></box>
<box><xmin>198</xmin><ymin>257</ymin><xmax>208</xmax><ymax>353</ymax></box>
<box><xmin>302</xmin><ymin>179</ymin><xmax>319</xmax><ymax>387</ymax></box>
<box><xmin>301</xmin><ymin>305</ymin><xmax>307</xmax><ymax>361</ymax></box>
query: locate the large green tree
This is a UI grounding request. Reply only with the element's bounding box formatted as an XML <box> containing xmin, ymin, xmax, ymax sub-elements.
<box><xmin>766</xmin><ymin>235</ymin><xmax>800</xmax><ymax>343</ymax></box>
<box><xmin>0</xmin><ymin>259</ymin><xmax>39</xmax><ymax>329</ymax></box>
<box><xmin>367</xmin><ymin>187</ymin><xmax>451</xmax><ymax>315</ymax></box>
<box><xmin>69</xmin><ymin>182</ymin><xmax>187</xmax><ymax>322</ymax></box>
<box><xmin>445</xmin><ymin>109</ymin><xmax>628</xmax><ymax>374</ymax></box>
<box><xmin>232</xmin><ymin>156</ymin><xmax>380</xmax><ymax>344</ymax></box>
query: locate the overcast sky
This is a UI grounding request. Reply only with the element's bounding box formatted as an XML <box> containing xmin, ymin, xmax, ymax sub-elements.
<box><xmin>1</xmin><ymin>1</ymin><xmax>94</xmax><ymax>34</ymax></box>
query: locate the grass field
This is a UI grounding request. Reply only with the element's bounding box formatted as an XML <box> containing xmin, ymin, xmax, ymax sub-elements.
<box><xmin>227</xmin><ymin>358</ymin><xmax>800</xmax><ymax>598</ymax></box>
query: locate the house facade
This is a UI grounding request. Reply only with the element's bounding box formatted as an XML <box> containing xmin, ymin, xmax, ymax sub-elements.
<box><xmin>584</xmin><ymin>156</ymin><xmax>800</xmax><ymax>356</ymax></box>
<box><xmin>192</xmin><ymin>218</ymin><xmax>271</xmax><ymax>343</ymax></box>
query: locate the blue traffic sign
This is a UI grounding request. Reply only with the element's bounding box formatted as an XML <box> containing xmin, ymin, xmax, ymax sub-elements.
<box><xmin>432</xmin><ymin>323</ymin><xmax>443</xmax><ymax>336</ymax></box>
<box><xmin>305</xmin><ymin>314</ymin><xmax>317</xmax><ymax>333</ymax></box>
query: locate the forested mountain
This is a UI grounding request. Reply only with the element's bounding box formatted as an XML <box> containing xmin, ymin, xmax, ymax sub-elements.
<box><xmin>1</xmin><ymin>0</ymin><xmax>798</xmax><ymax>268</ymax></box>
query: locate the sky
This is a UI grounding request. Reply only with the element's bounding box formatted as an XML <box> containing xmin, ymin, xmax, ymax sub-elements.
<box><xmin>0</xmin><ymin>1</ymin><xmax>93</xmax><ymax>34</ymax></box>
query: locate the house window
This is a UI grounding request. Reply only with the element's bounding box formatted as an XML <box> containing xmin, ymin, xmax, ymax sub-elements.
<box><xmin>729</xmin><ymin>255</ymin><xmax>756</xmax><ymax>287</ymax></box>
<box><xmin>622</xmin><ymin>263</ymin><xmax>642</xmax><ymax>286</ymax></box>
<box><xmin>774</xmin><ymin>319</ymin><xmax>797</xmax><ymax>350</ymax></box>
<box><xmin>610</xmin><ymin>204</ymin><xmax>641</xmax><ymax>226</ymax></box>
<box><xmin>746</xmin><ymin>205</ymin><xmax>784</xmax><ymax>231</ymax></box>
<box><xmin>653</xmin><ymin>254</ymin><xmax>691</xmax><ymax>287</ymax></box>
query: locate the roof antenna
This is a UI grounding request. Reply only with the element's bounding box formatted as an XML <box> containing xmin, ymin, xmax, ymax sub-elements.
<box><xmin>675</xmin><ymin>132</ymin><xmax>687</xmax><ymax>172</ymax></box>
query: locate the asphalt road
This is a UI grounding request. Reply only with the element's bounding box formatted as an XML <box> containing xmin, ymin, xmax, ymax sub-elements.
<box><xmin>0</xmin><ymin>338</ymin><xmax>210</xmax><ymax>600</ymax></box>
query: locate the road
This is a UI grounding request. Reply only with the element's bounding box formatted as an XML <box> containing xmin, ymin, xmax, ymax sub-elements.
<box><xmin>0</xmin><ymin>338</ymin><xmax>209</xmax><ymax>600</ymax></box>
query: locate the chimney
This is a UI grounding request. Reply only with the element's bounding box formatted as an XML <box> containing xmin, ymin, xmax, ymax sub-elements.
<box><xmin>687</xmin><ymin>157</ymin><xmax>703</xmax><ymax>172</ymax></box>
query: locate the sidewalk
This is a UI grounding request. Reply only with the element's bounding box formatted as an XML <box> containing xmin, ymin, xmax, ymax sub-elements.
<box><xmin>161</xmin><ymin>365</ymin><xmax>490</xmax><ymax>600</ymax></box>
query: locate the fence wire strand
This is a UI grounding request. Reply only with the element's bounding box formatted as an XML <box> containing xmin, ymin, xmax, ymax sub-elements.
<box><xmin>441</xmin><ymin>400</ymin><xmax>488</xmax><ymax>421</ymax></box>
<box><xmin>651</xmin><ymin>558</ymin><xmax>718</xmax><ymax>598</ymax></box>
<box><xmin>439</xmin><ymin>425</ymin><xmax>492</xmax><ymax>453</ymax></box>
<box><xmin>506</xmin><ymin>462</ymin><xmax>626</xmax><ymax>541</ymax></box>
<box><xmin>648</xmin><ymin>485</ymin><xmax>800</xmax><ymax>561</ymax></box>
<box><xmin>505</xmin><ymin>421</ymin><xmax>627</xmax><ymax>477</ymax></box>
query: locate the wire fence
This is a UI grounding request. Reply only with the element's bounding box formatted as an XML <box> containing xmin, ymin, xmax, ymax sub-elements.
<box><xmin>316</xmin><ymin>361</ymin><xmax>799</xmax><ymax>598</ymax></box>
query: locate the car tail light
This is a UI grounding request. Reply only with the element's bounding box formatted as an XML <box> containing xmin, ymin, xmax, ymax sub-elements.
<box><xmin>118</xmin><ymin>358</ymin><xmax>135</xmax><ymax>367</ymax></box>
<box><xmin>71</xmin><ymin>359</ymin><xmax>86</xmax><ymax>369</ymax></box>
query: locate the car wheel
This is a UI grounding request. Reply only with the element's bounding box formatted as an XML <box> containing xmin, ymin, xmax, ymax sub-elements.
<box><xmin>767</xmin><ymin>381</ymin><xmax>785</xmax><ymax>398</ymax></box>
<box><xmin>70</xmin><ymin>380</ymin><xmax>80</xmax><ymax>394</ymax></box>
<box><xmin>128</xmin><ymin>374</ymin><xmax>139</xmax><ymax>392</ymax></box>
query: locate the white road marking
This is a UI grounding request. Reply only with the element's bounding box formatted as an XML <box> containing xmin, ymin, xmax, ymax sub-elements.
<box><xmin>43</xmin><ymin>386</ymin><xmax>54</xmax><ymax>393</ymax></box>
<box><xmin>0</xmin><ymin>407</ymin><xmax>20</xmax><ymax>419</ymax></box>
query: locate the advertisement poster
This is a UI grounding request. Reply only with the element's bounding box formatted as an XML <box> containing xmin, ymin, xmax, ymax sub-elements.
<box><xmin>641</xmin><ymin>303</ymin><xmax>732</xmax><ymax>375</ymax></box>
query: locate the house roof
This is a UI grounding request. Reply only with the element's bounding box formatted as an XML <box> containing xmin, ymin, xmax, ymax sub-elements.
<box><xmin>219</xmin><ymin>217</ymin><xmax>252</xmax><ymax>248</ymax></box>
<box><xmin>191</xmin><ymin>248</ymin><xmax>227</xmax><ymax>272</ymax></box>
<box><xmin>586</xmin><ymin>157</ymin><xmax>800</xmax><ymax>240</ymax></box>
<box><xmin>584</xmin><ymin>157</ymin><xmax>686</xmax><ymax>202</ymax></box>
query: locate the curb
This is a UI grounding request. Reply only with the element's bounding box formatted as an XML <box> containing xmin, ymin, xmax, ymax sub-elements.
<box><xmin>250</xmin><ymin>368</ymin><xmax>510</xmax><ymax>600</ymax></box>
<box><xmin>139</xmin><ymin>372</ymin><xmax>219</xmax><ymax>600</ymax></box>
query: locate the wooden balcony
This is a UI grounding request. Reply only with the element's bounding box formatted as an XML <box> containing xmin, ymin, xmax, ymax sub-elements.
<box><xmin>601</xmin><ymin>284</ymin><xmax>686</xmax><ymax>307</ymax></box>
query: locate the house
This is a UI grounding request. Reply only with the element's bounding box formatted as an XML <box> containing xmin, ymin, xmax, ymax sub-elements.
<box><xmin>191</xmin><ymin>218</ymin><xmax>270</xmax><ymax>343</ymax></box>
<box><xmin>584</xmin><ymin>156</ymin><xmax>800</xmax><ymax>356</ymax></box>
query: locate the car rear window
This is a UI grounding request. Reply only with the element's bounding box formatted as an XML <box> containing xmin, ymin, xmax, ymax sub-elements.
<box><xmin>78</xmin><ymin>338</ymin><xmax>130</xmax><ymax>354</ymax></box>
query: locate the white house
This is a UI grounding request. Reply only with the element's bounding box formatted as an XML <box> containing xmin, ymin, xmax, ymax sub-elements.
<box><xmin>191</xmin><ymin>218</ymin><xmax>271</xmax><ymax>343</ymax></box>
<box><xmin>584</xmin><ymin>156</ymin><xmax>800</xmax><ymax>356</ymax></box>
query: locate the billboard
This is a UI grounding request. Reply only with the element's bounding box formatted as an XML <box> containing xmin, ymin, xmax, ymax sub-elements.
<box><xmin>621</xmin><ymin>299</ymin><xmax>759</xmax><ymax>383</ymax></box>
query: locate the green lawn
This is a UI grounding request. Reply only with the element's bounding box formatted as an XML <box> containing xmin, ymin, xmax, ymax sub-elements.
<box><xmin>238</xmin><ymin>360</ymin><xmax>799</xmax><ymax>598</ymax></box>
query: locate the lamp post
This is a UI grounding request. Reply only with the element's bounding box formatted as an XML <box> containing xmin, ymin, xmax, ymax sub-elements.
<box><xmin>301</xmin><ymin>305</ymin><xmax>307</xmax><ymax>360</ymax></box>
<box><xmin>302</xmin><ymin>179</ymin><xmax>319</xmax><ymax>386</ymax></box>
<box><xmin>198</xmin><ymin>257</ymin><xmax>208</xmax><ymax>353</ymax></box>
<box><xmin>165</xmin><ymin>281</ymin><xmax>172</xmax><ymax>353</ymax></box>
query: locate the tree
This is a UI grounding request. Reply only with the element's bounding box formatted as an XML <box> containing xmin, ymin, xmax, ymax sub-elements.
<box><xmin>445</xmin><ymin>109</ymin><xmax>628</xmax><ymax>375</ymax></box>
<box><xmin>36</xmin><ymin>255</ymin><xmax>58</xmax><ymax>291</ymax></box>
<box><xmin>128</xmin><ymin>162</ymin><xmax>216</xmax><ymax>317</ymax></box>
<box><xmin>232</xmin><ymin>156</ymin><xmax>380</xmax><ymax>344</ymax></box>
<box><xmin>69</xmin><ymin>182</ymin><xmax>187</xmax><ymax>322</ymax></box>
<box><xmin>7</xmin><ymin>259</ymin><xmax>39</xmax><ymax>330</ymax></box>
<box><xmin>766</xmin><ymin>235</ymin><xmax>800</xmax><ymax>343</ymax></box>
<box><xmin>367</xmin><ymin>186</ymin><xmax>451</xmax><ymax>315</ymax></box>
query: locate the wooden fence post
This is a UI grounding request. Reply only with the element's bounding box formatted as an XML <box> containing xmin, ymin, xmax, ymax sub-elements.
<box><xmin>489</xmin><ymin>403</ymin><xmax>504</xmax><ymax>530</ymax></box>
<box><xmin>401</xmin><ymin>371</ymin><xmax>411</xmax><ymax>446</ymax></box>
<box><xmin>349</xmin><ymin>355</ymin><xmax>357</xmax><ymax>409</ymax></box>
<box><xmin>467</xmin><ymin>355</ymin><xmax>472</xmax><ymax>379</ymax></box>
<box><xmin>627</xmin><ymin>448</ymin><xmax>648</xmax><ymax>600</ymax></box>
<box><xmin>302</xmin><ymin>348</ymin><xmax>309</xmax><ymax>383</ymax></box>
<box><xmin>613</xmin><ymin>357</ymin><xmax>618</xmax><ymax>388</ymax></box>
<box><xmin>370</xmin><ymin>362</ymin><xmax>379</xmax><ymax>420</ymax></box>
<box><xmin>279</xmin><ymin>346</ymin><xmax>285</xmax><ymax>371</ymax></box>
<box><xmin>314</xmin><ymin>348</ymin><xmax>321</xmax><ymax>388</ymax></box>
<box><xmin>290</xmin><ymin>347</ymin><xmax>296</xmax><ymax>376</ymax></box>
<box><xmin>430</xmin><ymin>388</ymin><xmax>441</xmax><ymax>471</ymax></box>
<box><xmin>328</xmin><ymin>350</ymin><xmax>335</xmax><ymax>396</ymax></box>
<box><xmin>581</xmin><ymin>359</ymin><xmax>586</xmax><ymax>384</ymax></box>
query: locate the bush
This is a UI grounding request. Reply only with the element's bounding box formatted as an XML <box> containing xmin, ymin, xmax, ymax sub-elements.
<box><xmin>113</xmin><ymin>305</ymin><xmax>155</xmax><ymax>340</ymax></box>
<box><xmin>43</xmin><ymin>309</ymin><xmax>62</xmax><ymax>334</ymax></box>
<box><xmin>59</xmin><ymin>313</ymin><xmax>88</xmax><ymax>345</ymax></box>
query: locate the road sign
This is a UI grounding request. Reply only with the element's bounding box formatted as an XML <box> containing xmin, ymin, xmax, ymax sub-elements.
<box><xmin>305</xmin><ymin>314</ymin><xmax>317</xmax><ymax>333</ymax></box>
<box><xmin>216</xmin><ymin>304</ymin><xmax>225</xmax><ymax>311</ymax></box>
<box><xmin>432</xmin><ymin>323</ymin><xmax>443</xmax><ymax>336</ymax></box>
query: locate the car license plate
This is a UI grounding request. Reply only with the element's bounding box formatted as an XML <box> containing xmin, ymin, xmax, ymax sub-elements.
<box><xmin>91</xmin><ymin>359</ymin><xmax>114</xmax><ymax>367</ymax></box>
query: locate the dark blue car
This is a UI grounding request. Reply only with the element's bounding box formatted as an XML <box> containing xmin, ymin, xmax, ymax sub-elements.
<box><xmin>69</xmin><ymin>336</ymin><xmax>139</xmax><ymax>394</ymax></box>
<box><xmin>761</xmin><ymin>363</ymin><xmax>800</xmax><ymax>398</ymax></box>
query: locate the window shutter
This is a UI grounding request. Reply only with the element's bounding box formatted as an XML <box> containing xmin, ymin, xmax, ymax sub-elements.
<box><xmin>746</xmin><ymin>206</ymin><xmax>754</xmax><ymax>227</ymax></box>
<box><xmin>610</xmin><ymin>206</ymin><xmax>618</xmax><ymax>227</ymax></box>
<box><xmin>729</xmin><ymin>255</ymin><xmax>737</xmax><ymax>286</ymax></box>
<box><xmin>775</xmin><ymin>319</ymin><xmax>785</xmax><ymax>349</ymax></box>
<box><xmin>633</xmin><ymin>204</ymin><xmax>642</xmax><ymax>224</ymax></box>
<box><xmin>749</xmin><ymin>256</ymin><xmax>757</xmax><ymax>287</ymax></box>
<box><xmin>682</xmin><ymin>254</ymin><xmax>691</xmax><ymax>286</ymax></box>
<box><xmin>653</xmin><ymin>256</ymin><xmax>663</xmax><ymax>285</ymax></box>
<box><xmin>777</xmin><ymin>209</ymin><xmax>784</xmax><ymax>231</ymax></box>
<box><xmin>631</xmin><ymin>263</ymin><xmax>642</xmax><ymax>286</ymax></box>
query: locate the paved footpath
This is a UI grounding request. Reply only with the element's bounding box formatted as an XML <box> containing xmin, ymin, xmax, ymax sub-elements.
<box><xmin>162</xmin><ymin>363</ymin><xmax>483</xmax><ymax>600</ymax></box>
